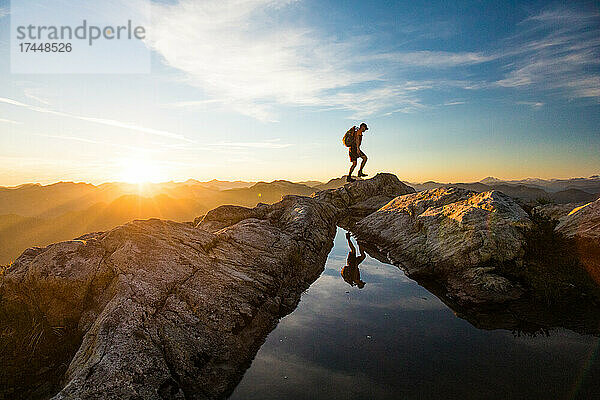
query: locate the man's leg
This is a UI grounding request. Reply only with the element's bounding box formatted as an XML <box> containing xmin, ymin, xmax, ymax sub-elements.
<box><xmin>357</xmin><ymin>243</ymin><xmax>366</xmax><ymax>264</ymax></box>
<box><xmin>348</xmin><ymin>160</ymin><xmax>357</xmax><ymax>179</ymax></box>
<box><xmin>358</xmin><ymin>153</ymin><xmax>368</xmax><ymax>176</ymax></box>
<box><xmin>346</xmin><ymin>232</ymin><xmax>356</xmax><ymax>252</ymax></box>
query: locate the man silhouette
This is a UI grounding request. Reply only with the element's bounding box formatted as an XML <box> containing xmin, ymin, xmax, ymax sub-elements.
<box><xmin>347</xmin><ymin>122</ymin><xmax>368</xmax><ymax>183</ymax></box>
<box><xmin>341</xmin><ymin>232</ymin><xmax>366</xmax><ymax>288</ymax></box>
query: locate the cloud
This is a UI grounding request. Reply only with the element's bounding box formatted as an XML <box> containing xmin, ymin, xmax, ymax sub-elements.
<box><xmin>0</xmin><ymin>97</ymin><xmax>194</xmax><ymax>142</ymax></box>
<box><xmin>0</xmin><ymin>7</ymin><xmax>9</xmax><ymax>18</ymax></box>
<box><xmin>311</xmin><ymin>84</ymin><xmax>429</xmax><ymax>118</ymax></box>
<box><xmin>147</xmin><ymin>0</ymin><xmax>494</xmax><ymax>121</ymax></box>
<box><xmin>146</xmin><ymin>0</ymin><xmax>377</xmax><ymax>121</ymax></box>
<box><xmin>146</xmin><ymin>1</ymin><xmax>599</xmax><ymax>120</ymax></box>
<box><xmin>33</xmin><ymin>133</ymin><xmax>144</xmax><ymax>151</ymax></box>
<box><xmin>517</xmin><ymin>101</ymin><xmax>544</xmax><ymax>109</ymax></box>
<box><xmin>495</xmin><ymin>7</ymin><xmax>600</xmax><ymax>101</ymax></box>
<box><xmin>207</xmin><ymin>141</ymin><xmax>292</xmax><ymax>149</ymax></box>
<box><xmin>525</xmin><ymin>8</ymin><xmax>600</xmax><ymax>24</ymax></box>
<box><xmin>165</xmin><ymin>99</ymin><xmax>226</xmax><ymax>108</ymax></box>
<box><xmin>0</xmin><ymin>118</ymin><xmax>22</xmax><ymax>125</ymax></box>
<box><xmin>23</xmin><ymin>88</ymin><xmax>51</xmax><ymax>105</ymax></box>
<box><xmin>366</xmin><ymin>51</ymin><xmax>495</xmax><ymax>67</ymax></box>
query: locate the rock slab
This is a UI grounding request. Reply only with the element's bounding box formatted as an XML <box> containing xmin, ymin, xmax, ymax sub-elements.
<box><xmin>556</xmin><ymin>198</ymin><xmax>600</xmax><ymax>242</ymax></box>
<box><xmin>354</xmin><ymin>187</ymin><xmax>533</xmax><ymax>303</ymax></box>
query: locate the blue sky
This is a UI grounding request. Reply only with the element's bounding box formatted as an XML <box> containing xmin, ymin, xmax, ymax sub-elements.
<box><xmin>0</xmin><ymin>0</ymin><xmax>598</xmax><ymax>185</ymax></box>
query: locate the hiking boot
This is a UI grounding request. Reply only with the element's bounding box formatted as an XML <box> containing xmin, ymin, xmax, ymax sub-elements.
<box><xmin>358</xmin><ymin>172</ymin><xmax>368</xmax><ymax>177</ymax></box>
<box><xmin>346</xmin><ymin>176</ymin><xmax>356</xmax><ymax>182</ymax></box>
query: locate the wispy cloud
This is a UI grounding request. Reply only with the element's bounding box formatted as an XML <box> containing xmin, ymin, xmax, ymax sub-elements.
<box><xmin>147</xmin><ymin>0</ymin><xmax>485</xmax><ymax>121</ymax></box>
<box><xmin>443</xmin><ymin>101</ymin><xmax>466</xmax><ymax>106</ymax></box>
<box><xmin>165</xmin><ymin>99</ymin><xmax>226</xmax><ymax>108</ymax></box>
<box><xmin>0</xmin><ymin>97</ymin><xmax>194</xmax><ymax>142</ymax></box>
<box><xmin>34</xmin><ymin>133</ymin><xmax>147</xmax><ymax>151</ymax></box>
<box><xmin>0</xmin><ymin>7</ymin><xmax>9</xmax><ymax>18</ymax></box>
<box><xmin>146</xmin><ymin>0</ymin><xmax>375</xmax><ymax>120</ymax></box>
<box><xmin>0</xmin><ymin>118</ymin><xmax>22</xmax><ymax>125</ymax></box>
<box><xmin>365</xmin><ymin>51</ymin><xmax>495</xmax><ymax>67</ymax></box>
<box><xmin>526</xmin><ymin>8</ymin><xmax>600</xmax><ymax>24</ymax></box>
<box><xmin>495</xmin><ymin>7</ymin><xmax>600</xmax><ymax>101</ymax></box>
<box><xmin>517</xmin><ymin>101</ymin><xmax>544</xmax><ymax>109</ymax></box>
<box><xmin>146</xmin><ymin>1</ymin><xmax>599</xmax><ymax>120</ymax></box>
<box><xmin>207</xmin><ymin>140</ymin><xmax>292</xmax><ymax>149</ymax></box>
<box><xmin>23</xmin><ymin>88</ymin><xmax>51</xmax><ymax>105</ymax></box>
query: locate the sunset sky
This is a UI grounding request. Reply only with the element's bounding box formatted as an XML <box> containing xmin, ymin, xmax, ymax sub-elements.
<box><xmin>0</xmin><ymin>0</ymin><xmax>598</xmax><ymax>185</ymax></box>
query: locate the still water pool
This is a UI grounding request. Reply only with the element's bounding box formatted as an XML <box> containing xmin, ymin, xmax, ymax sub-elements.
<box><xmin>230</xmin><ymin>228</ymin><xmax>599</xmax><ymax>399</ymax></box>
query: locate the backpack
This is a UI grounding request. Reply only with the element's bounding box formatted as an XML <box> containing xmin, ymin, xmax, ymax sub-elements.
<box><xmin>342</xmin><ymin>126</ymin><xmax>356</xmax><ymax>147</ymax></box>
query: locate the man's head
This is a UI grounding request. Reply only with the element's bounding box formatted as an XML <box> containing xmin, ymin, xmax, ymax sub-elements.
<box><xmin>359</xmin><ymin>122</ymin><xmax>368</xmax><ymax>133</ymax></box>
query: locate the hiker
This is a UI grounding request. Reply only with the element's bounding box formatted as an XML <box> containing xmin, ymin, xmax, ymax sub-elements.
<box><xmin>341</xmin><ymin>231</ymin><xmax>366</xmax><ymax>288</ymax></box>
<box><xmin>343</xmin><ymin>122</ymin><xmax>369</xmax><ymax>182</ymax></box>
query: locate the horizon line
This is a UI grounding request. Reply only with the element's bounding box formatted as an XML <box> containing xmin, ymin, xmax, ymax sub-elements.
<box><xmin>2</xmin><ymin>172</ymin><xmax>600</xmax><ymax>189</ymax></box>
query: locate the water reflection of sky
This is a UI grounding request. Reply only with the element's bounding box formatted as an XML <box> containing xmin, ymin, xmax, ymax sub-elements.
<box><xmin>230</xmin><ymin>228</ymin><xmax>600</xmax><ymax>400</ymax></box>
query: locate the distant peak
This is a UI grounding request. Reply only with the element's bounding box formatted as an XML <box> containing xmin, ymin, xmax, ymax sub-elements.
<box><xmin>480</xmin><ymin>176</ymin><xmax>502</xmax><ymax>184</ymax></box>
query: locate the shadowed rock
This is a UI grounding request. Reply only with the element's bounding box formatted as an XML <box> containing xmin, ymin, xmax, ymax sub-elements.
<box><xmin>556</xmin><ymin>198</ymin><xmax>600</xmax><ymax>241</ymax></box>
<box><xmin>555</xmin><ymin>198</ymin><xmax>600</xmax><ymax>284</ymax></box>
<box><xmin>532</xmin><ymin>202</ymin><xmax>583</xmax><ymax>223</ymax></box>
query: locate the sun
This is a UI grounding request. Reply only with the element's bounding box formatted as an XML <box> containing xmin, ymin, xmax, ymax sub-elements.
<box><xmin>118</xmin><ymin>158</ymin><xmax>167</xmax><ymax>184</ymax></box>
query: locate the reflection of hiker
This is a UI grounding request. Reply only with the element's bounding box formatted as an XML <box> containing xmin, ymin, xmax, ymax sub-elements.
<box><xmin>341</xmin><ymin>231</ymin><xmax>366</xmax><ymax>288</ymax></box>
<box><xmin>343</xmin><ymin>122</ymin><xmax>369</xmax><ymax>183</ymax></box>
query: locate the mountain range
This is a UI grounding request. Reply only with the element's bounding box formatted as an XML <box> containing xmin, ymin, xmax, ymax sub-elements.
<box><xmin>408</xmin><ymin>176</ymin><xmax>600</xmax><ymax>205</ymax></box>
<box><xmin>0</xmin><ymin>179</ymin><xmax>316</xmax><ymax>264</ymax></box>
<box><xmin>477</xmin><ymin>176</ymin><xmax>600</xmax><ymax>193</ymax></box>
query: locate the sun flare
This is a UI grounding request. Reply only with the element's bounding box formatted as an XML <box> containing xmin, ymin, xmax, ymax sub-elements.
<box><xmin>118</xmin><ymin>158</ymin><xmax>166</xmax><ymax>184</ymax></box>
